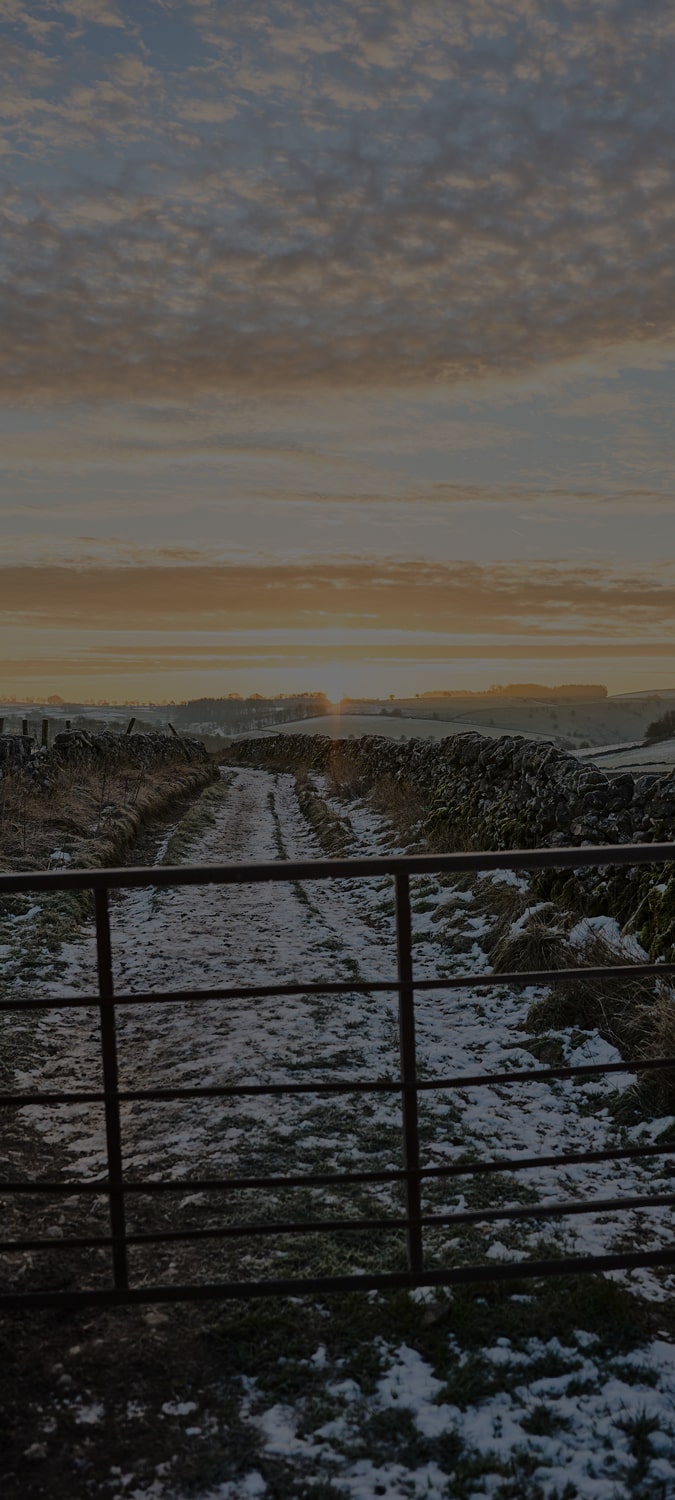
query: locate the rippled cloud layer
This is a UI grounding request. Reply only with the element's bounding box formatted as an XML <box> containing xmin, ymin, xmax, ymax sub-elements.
<box><xmin>3</xmin><ymin>0</ymin><xmax>675</xmax><ymax>399</ymax></box>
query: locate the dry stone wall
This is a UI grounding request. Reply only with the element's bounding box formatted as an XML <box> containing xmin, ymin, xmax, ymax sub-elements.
<box><xmin>227</xmin><ymin>730</ymin><xmax>675</xmax><ymax>845</ymax></box>
<box><xmin>226</xmin><ymin>732</ymin><xmax>675</xmax><ymax>958</ymax></box>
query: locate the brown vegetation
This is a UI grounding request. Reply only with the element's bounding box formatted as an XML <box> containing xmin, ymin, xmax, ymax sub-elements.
<box><xmin>0</xmin><ymin>753</ymin><xmax>217</xmax><ymax>875</ymax></box>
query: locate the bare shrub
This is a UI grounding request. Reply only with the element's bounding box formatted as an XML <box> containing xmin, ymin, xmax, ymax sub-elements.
<box><xmin>319</xmin><ymin>750</ymin><xmax>427</xmax><ymax>845</ymax></box>
<box><xmin>0</xmin><ymin>756</ymin><xmax>214</xmax><ymax>875</ymax></box>
<box><xmin>324</xmin><ymin>744</ymin><xmax>368</xmax><ymax>796</ymax></box>
<box><xmin>644</xmin><ymin>708</ymin><xmax>675</xmax><ymax>744</ymax></box>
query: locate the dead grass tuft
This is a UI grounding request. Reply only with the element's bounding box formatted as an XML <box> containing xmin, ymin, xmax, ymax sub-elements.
<box><xmin>294</xmin><ymin>772</ymin><xmax>353</xmax><ymax>856</ymax></box>
<box><xmin>324</xmin><ymin>744</ymin><xmax>367</xmax><ymax>795</ymax></box>
<box><xmin>490</xmin><ymin>904</ymin><xmax>574</xmax><ymax>975</ymax></box>
<box><xmin>473</xmin><ymin>879</ymin><xmax>536</xmax><ymax>960</ymax></box>
<box><xmin>522</xmin><ymin>926</ymin><xmax>675</xmax><ymax>1114</ymax></box>
<box><xmin>362</xmin><ymin>774</ymin><xmax>426</xmax><ymax>842</ymax></box>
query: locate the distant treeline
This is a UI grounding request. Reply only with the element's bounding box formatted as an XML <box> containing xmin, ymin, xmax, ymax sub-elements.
<box><xmin>419</xmin><ymin>683</ymin><xmax>608</xmax><ymax>701</ymax></box>
<box><xmin>172</xmin><ymin>694</ymin><xmax>329</xmax><ymax>733</ymax></box>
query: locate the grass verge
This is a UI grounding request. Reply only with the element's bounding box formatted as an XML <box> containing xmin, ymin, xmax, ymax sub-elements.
<box><xmin>0</xmin><ymin>755</ymin><xmax>218</xmax><ymax>992</ymax></box>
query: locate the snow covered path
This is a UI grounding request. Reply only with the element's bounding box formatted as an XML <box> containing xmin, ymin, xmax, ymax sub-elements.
<box><xmin>13</xmin><ymin>764</ymin><xmax>675</xmax><ymax>1286</ymax></box>
<box><xmin>18</xmin><ymin>771</ymin><xmax>403</xmax><ymax>1203</ymax></box>
<box><xmin>7</xmin><ymin>765</ymin><xmax>675</xmax><ymax>1500</ymax></box>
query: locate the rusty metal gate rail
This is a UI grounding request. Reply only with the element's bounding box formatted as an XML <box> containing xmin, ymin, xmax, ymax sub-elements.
<box><xmin>1</xmin><ymin>843</ymin><xmax>675</xmax><ymax>1309</ymax></box>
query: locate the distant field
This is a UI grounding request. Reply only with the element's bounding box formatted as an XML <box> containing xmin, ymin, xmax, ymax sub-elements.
<box><xmin>359</xmin><ymin>697</ymin><xmax>673</xmax><ymax>748</ymax></box>
<box><xmin>580</xmin><ymin>738</ymin><xmax>675</xmax><ymax>772</ymax></box>
<box><xmin>249</xmin><ymin>713</ymin><xmax>551</xmax><ymax>742</ymax></box>
<box><xmin>244</xmin><ymin>693</ymin><xmax>675</xmax><ymax>753</ymax></box>
<box><xmin>246</xmin><ymin>711</ymin><xmax>675</xmax><ymax>771</ymax></box>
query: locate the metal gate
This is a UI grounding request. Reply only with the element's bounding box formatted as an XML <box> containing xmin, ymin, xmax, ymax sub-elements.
<box><xmin>1</xmin><ymin>842</ymin><xmax>675</xmax><ymax>1309</ymax></box>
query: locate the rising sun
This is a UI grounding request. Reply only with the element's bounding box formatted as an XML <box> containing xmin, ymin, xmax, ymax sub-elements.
<box><xmin>322</xmin><ymin>666</ymin><xmax>349</xmax><ymax>707</ymax></box>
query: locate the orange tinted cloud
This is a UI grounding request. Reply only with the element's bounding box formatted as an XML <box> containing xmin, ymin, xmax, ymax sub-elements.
<box><xmin>3</xmin><ymin>643</ymin><xmax>675</xmax><ymax>682</ymax></box>
<box><xmin>2</xmin><ymin>560</ymin><xmax>674</xmax><ymax>638</ymax></box>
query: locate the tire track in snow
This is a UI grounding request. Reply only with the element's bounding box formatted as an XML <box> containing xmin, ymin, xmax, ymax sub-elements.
<box><xmin>20</xmin><ymin>769</ymin><xmax>404</xmax><ymax>1197</ymax></box>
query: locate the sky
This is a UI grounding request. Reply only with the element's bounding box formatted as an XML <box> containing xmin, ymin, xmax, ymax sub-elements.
<box><xmin>1</xmin><ymin>0</ymin><xmax>674</xmax><ymax>703</ymax></box>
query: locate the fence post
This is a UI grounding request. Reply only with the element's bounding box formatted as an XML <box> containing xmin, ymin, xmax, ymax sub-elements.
<box><xmin>41</xmin><ymin>718</ymin><xmax>49</xmax><ymax>748</ymax></box>
<box><xmin>94</xmin><ymin>887</ymin><xmax>129</xmax><ymax>1292</ymax></box>
<box><xmin>394</xmin><ymin>872</ymin><xmax>424</xmax><ymax>1276</ymax></box>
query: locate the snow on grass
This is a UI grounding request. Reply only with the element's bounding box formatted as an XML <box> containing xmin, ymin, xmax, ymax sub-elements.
<box><xmin>6</xmin><ymin>763</ymin><xmax>675</xmax><ymax>1495</ymax></box>
<box><xmin>11</xmin><ymin>765</ymin><xmax>675</xmax><ymax>1272</ymax></box>
<box><xmin>174</xmin><ymin>1322</ymin><xmax>675</xmax><ymax>1500</ymax></box>
<box><xmin>567</xmin><ymin>915</ymin><xmax>649</xmax><ymax>961</ymax></box>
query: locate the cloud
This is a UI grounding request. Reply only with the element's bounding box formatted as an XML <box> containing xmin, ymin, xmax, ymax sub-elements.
<box><xmin>1</xmin><ymin>559</ymin><xmax>674</xmax><ymax>639</ymax></box>
<box><xmin>3</xmin><ymin>639</ymin><xmax>675</xmax><ymax>683</ymax></box>
<box><xmin>2</xmin><ymin>2</ymin><xmax>675</xmax><ymax>399</ymax></box>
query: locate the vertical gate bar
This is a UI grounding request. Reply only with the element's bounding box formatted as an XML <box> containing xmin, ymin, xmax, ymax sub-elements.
<box><xmin>94</xmin><ymin>886</ymin><xmax>129</xmax><ymax>1291</ymax></box>
<box><xmin>394</xmin><ymin>872</ymin><xmax>424</xmax><ymax>1276</ymax></box>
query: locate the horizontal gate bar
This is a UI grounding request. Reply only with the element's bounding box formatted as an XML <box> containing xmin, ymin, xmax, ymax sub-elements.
<box><xmin>1</xmin><ymin>840</ymin><xmax>675</xmax><ymax>895</ymax></box>
<box><xmin>1</xmin><ymin>960</ymin><xmax>673</xmax><ymax>1014</ymax></box>
<box><xmin>4</xmin><ymin>1052</ymin><xmax>675</xmax><ymax>1109</ymax></box>
<box><xmin>6</xmin><ymin>1187</ymin><xmax>675</xmax><ymax>1254</ymax></box>
<box><xmin>2</xmin><ymin>1136</ymin><xmax>674</xmax><ymax>1197</ymax></box>
<box><xmin>7</xmin><ymin>1242</ymin><xmax>675</xmax><ymax>1311</ymax></box>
